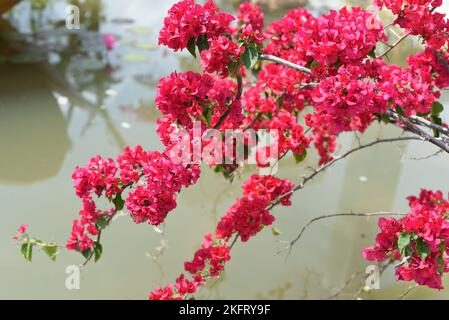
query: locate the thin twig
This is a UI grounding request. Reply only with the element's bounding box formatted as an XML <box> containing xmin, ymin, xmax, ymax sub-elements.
<box><xmin>267</xmin><ymin>136</ymin><xmax>421</xmax><ymax>210</ymax></box>
<box><xmin>398</xmin><ymin>284</ymin><xmax>419</xmax><ymax>300</ymax></box>
<box><xmin>406</xmin><ymin>149</ymin><xmax>443</xmax><ymax>161</ymax></box>
<box><xmin>229</xmin><ymin>233</ymin><xmax>239</xmax><ymax>249</ymax></box>
<box><xmin>377</xmin><ymin>32</ymin><xmax>411</xmax><ymax>58</ymax></box>
<box><xmin>243</xmin><ymin>113</ymin><xmax>261</xmax><ymax>131</ymax></box>
<box><xmin>213</xmin><ymin>69</ymin><xmax>243</xmax><ymax>130</ymax></box>
<box><xmin>275</xmin><ymin>212</ymin><xmax>405</xmax><ymax>256</ymax></box>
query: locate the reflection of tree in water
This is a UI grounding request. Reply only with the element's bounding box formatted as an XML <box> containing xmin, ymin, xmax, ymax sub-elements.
<box><xmin>0</xmin><ymin>63</ymin><xmax>71</xmax><ymax>184</ymax></box>
<box><xmin>0</xmin><ymin>0</ymin><xmax>128</xmax><ymax>184</ymax></box>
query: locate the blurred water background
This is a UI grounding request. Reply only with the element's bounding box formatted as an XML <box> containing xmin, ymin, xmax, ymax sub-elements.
<box><xmin>0</xmin><ymin>0</ymin><xmax>448</xmax><ymax>299</ymax></box>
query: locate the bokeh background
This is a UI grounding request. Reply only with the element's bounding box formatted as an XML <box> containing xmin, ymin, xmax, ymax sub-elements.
<box><xmin>0</xmin><ymin>0</ymin><xmax>448</xmax><ymax>299</ymax></box>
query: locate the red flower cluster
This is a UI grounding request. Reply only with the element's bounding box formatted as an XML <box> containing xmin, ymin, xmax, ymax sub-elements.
<box><xmin>372</xmin><ymin>57</ymin><xmax>440</xmax><ymax>116</ymax></box>
<box><xmin>149</xmin><ymin>233</ymin><xmax>228</xmax><ymax>300</ymax></box>
<box><xmin>262</xmin><ymin>111</ymin><xmax>310</xmax><ymax>156</ymax></box>
<box><xmin>265</xmin><ymin>8</ymin><xmax>313</xmax><ymax>61</ymax></box>
<box><xmin>297</xmin><ymin>7</ymin><xmax>386</xmax><ymax>65</ymax></box>
<box><xmin>236</xmin><ymin>2</ymin><xmax>265</xmax><ymax>43</ymax></box>
<box><xmin>408</xmin><ymin>48</ymin><xmax>449</xmax><ymax>90</ymax></box>
<box><xmin>72</xmin><ymin>155</ymin><xmax>120</xmax><ymax>199</ymax></box>
<box><xmin>36</xmin><ymin>0</ymin><xmax>449</xmax><ymax>300</ymax></box>
<box><xmin>68</xmin><ymin>147</ymin><xmax>200</xmax><ymax>252</ymax></box>
<box><xmin>149</xmin><ymin>273</ymin><xmax>205</xmax><ymax>300</ymax></box>
<box><xmin>216</xmin><ymin>174</ymin><xmax>294</xmax><ymax>241</ymax></box>
<box><xmin>363</xmin><ymin>190</ymin><xmax>449</xmax><ymax>289</ymax></box>
<box><xmin>69</xmin><ymin>156</ymin><xmax>120</xmax><ymax>251</ymax></box>
<box><xmin>237</xmin><ymin>2</ymin><xmax>264</xmax><ymax>32</ymax></box>
<box><xmin>150</xmin><ymin>173</ymin><xmax>294</xmax><ymax>299</ymax></box>
<box><xmin>309</xmin><ymin>64</ymin><xmax>379</xmax><ymax>135</ymax></box>
<box><xmin>201</xmin><ymin>36</ymin><xmax>245</xmax><ymax>78</ymax></box>
<box><xmin>184</xmin><ymin>233</ymin><xmax>231</xmax><ymax>276</ymax></box>
<box><xmin>158</xmin><ymin>0</ymin><xmax>233</xmax><ymax>51</ymax></box>
<box><xmin>13</xmin><ymin>224</ymin><xmax>27</xmax><ymax>241</ymax></box>
<box><xmin>376</xmin><ymin>0</ymin><xmax>448</xmax><ymax>50</ymax></box>
<box><xmin>125</xmin><ymin>150</ymin><xmax>200</xmax><ymax>225</ymax></box>
<box><xmin>156</xmin><ymin>71</ymin><xmax>214</xmax><ymax>127</ymax></box>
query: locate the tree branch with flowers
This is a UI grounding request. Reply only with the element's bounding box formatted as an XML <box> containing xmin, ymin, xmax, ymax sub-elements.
<box><xmin>13</xmin><ymin>0</ymin><xmax>449</xmax><ymax>299</ymax></box>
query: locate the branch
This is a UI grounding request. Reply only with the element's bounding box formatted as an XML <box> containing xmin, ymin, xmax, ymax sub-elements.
<box><xmin>407</xmin><ymin>114</ymin><xmax>449</xmax><ymax>137</ymax></box>
<box><xmin>398</xmin><ymin>284</ymin><xmax>419</xmax><ymax>300</ymax></box>
<box><xmin>386</xmin><ymin>110</ymin><xmax>449</xmax><ymax>153</ymax></box>
<box><xmin>213</xmin><ymin>69</ymin><xmax>243</xmax><ymax>130</ymax></box>
<box><xmin>259</xmin><ymin>54</ymin><xmax>312</xmax><ymax>75</ymax></box>
<box><xmin>377</xmin><ymin>32</ymin><xmax>411</xmax><ymax>58</ymax></box>
<box><xmin>267</xmin><ymin>136</ymin><xmax>421</xmax><ymax>210</ymax></box>
<box><xmin>275</xmin><ymin>212</ymin><xmax>405</xmax><ymax>256</ymax></box>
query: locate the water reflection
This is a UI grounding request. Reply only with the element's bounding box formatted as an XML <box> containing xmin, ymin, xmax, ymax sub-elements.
<box><xmin>0</xmin><ymin>63</ymin><xmax>71</xmax><ymax>184</ymax></box>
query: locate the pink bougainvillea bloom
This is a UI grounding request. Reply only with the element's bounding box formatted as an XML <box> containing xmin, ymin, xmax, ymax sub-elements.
<box><xmin>13</xmin><ymin>224</ymin><xmax>28</xmax><ymax>240</ymax></box>
<box><xmin>103</xmin><ymin>34</ymin><xmax>117</xmax><ymax>51</ymax></box>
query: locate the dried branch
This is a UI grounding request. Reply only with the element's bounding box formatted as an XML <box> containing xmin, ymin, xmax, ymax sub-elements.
<box><xmin>268</xmin><ymin>136</ymin><xmax>421</xmax><ymax>210</ymax></box>
<box><xmin>275</xmin><ymin>212</ymin><xmax>405</xmax><ymax>256</ymax></box>
<box><xmin>377</xmin><ymin>32</ymin><xmax>411</xmax><ymax>58</ymax></box>
<box><xmin>398</xmin><ymin>284</ymin><xmax>419</xmax><ymax>300</ymax></box>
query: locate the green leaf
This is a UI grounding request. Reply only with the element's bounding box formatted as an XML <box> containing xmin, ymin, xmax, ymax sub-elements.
<box><xmin>431</xmin><ymin>101</ymin><xmax>444</xmax><ymax>116</ymax></box>
<box><xmin>202</xmin><ymin>108</ymin><xmax>212</xmax><ymax>127</ymax></box>
<box><xmin>395</xmin><ymin>105</ymin><xmax>406</xmax><ymax>117</ymax></box>
<box><xmin>368</xmin><ymin>47</ymin><xmax>376</xmax><ymax>59</ymax></box>
<box><xmin>271</xmin><ymin>228</ymin><xmax>282</xmax><ymax>236</ymax></box>
<box><xmin>21</xmin><ymin>242</ymin><xmax>33</xmax><ymax>262</ymax></box>
<box><xmin>113</xmin><ymin>194</ymin><xmax>125</xmax><ymax>211</ymax></box>
<box><xmin>31</xmin><ymin>238</ymin><xmax>44</xmax><ymax>245</ymax></box>
<box><xmin>309</xmin><ymin>60</ymin><xmax>320</xmax><ymax>68</ymax></box>
<box><xmin>438</xmin><ymin>242</ymin><xmax>445</xmax><ymax>254</ymax></box>
<box><xmin>415</xmin><ymin>238</ymin><xmax>430</xmax><ymax>260</ymax></box>
<box><xmin>95</xmin><ymin>217</ymin><xmax>108</xmax><ymax>230</ymax></box>
<box><xmin>187</xmin><ymin>37</ymin><xmax>196</xmax><ymax>58</ymax></box>
<box><xmin>82</xmin><ymin>248</ymin><xmax>92</xmax><ymax>260</ymax></box>
<box><xmin>293</xmin><ymin>148</ymin><xmax>307</xmax><ymax>164</ymax></box>
<box><xmin>436</xmin><ymin>255</ymin><xmax>445</xmax><ymax>273</ymax></box>
<box><xmin>241</xmin><ymin>46</ymin><xmax>258</xmax><ymax>70</ymax></box>
<box><xmin>227</xmin><ymin>61</ymin><xmax>239</xmax><ymax>77</ymax></box>
<box><xmin>93</xmin><ymin>242</ymin><xmax>103</xmax><ymax>262</ymax></box>
<box><xmin>397</xmin><ymin>232</ymin><xmax>411</xmax><ymax>253</ymax></box>
<box><xmin>196</xmin><ymin>35</ymin><xmax>209</xmax><ymax>52</ymax></box>
<box><xmin>431</xmin><ymin>115</ymin><xmax>443</xmax><ymax>138</ymax></box>
<box><xmin>42</xmin><ymin>245</ymin><xmax>58</xmax><ymax>262</ymax></box>
<box><xmin>376</xmin><ymin>113</ymin><xmax>390</xmax><ymax>124</ymax></box>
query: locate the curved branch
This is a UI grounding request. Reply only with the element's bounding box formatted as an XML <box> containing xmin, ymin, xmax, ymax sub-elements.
<box><xmin>408</xmin><ymin>114</ymin><xmax>449</xmax><ymax>137</ymax></box>
<box><xmin>268</xmin><ymin>136</ymin><xmax>422</xmax><ymax>210</ymax></box>
<box><xmin>259</xmin><ymin>54</ymin><xmax>312</xmax><ymax>75</ymax></box>
<box><xmin>275</xmin><ymin>212</ymin><xmax>406</xmax><ymax>256</ymax></box>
